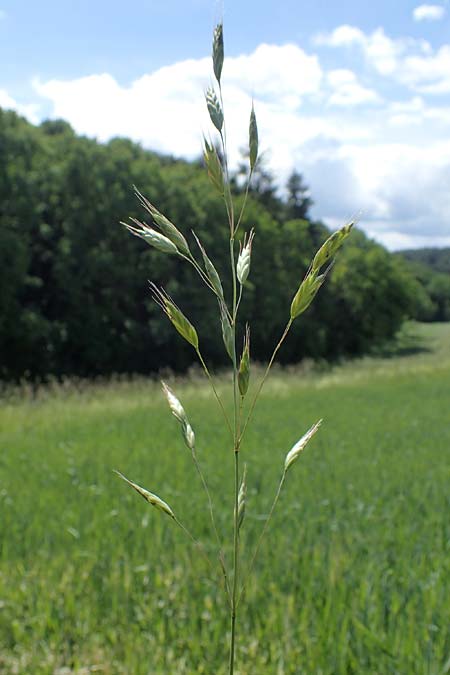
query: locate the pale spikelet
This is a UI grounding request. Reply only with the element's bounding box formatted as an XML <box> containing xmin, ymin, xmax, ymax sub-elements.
<box><xmin>236</xmin><ymin>464</ymin><xmax>247</xmax><ymax>532</ymax></box>
<box><xmin>212</xmin><ymin>23</ymin><xmax>224</xmax><ymax>83</ymax></box>
<box><xmin>151</xmin><ymin>284</ymin><xmax>199</xmax><ymax>349</ymax></box>
<box><xmin>238</xmin><ymin>325</ymin><xmax>250</xmax><ymax>398</ymax></box>
<box><xmin>114</xmin><ymin>470</ymin><xmax>175</xmax><ymax>518</ymax></box>
<box><xmin>161</xmin><ymin>381</ymin><xmax>187</xmax><ymax>424</ymax></box>
<box><xmin>161</xmin><ymin>382</ymin><xmax>196</xmax><ymax>451</ymax></box>
<box><xmin>206</xmin><ymin>87</ymin><xmax>224</xmax><ymax>133</ymax></box>
<box><xmin>236</xmin><ymin>229</ymin><xmax>255</xmax><ymax>285</ymax></box>
<box><xmin>183</xmin><ymin>422</ymin><xmax>195</xmax><ymax>452</ymax></box>
<box><xmin>192</xmin><ymin>231</ymin><xmax>224</xmax><ymax>300</ymax></box>
<box><xmin>312</xmin><ymin>221</ymin><xmax>354</xmax><ymax>273</ymax></box>
<box><xmin>249</xmin><ymin>105</ymin><xmax>258</xmax><ymax>171</ymax></box>
<box><xmin>122</xmin><ymin>219</ymin><xmax>179</xmax><ymax>255</ymax></box>
<box><xmin>133</xmin><ymin>186</ymin><xmax>191</xmax><ymax>256</ymax></box>
<box><xmin>284</xmin><ymin>420</ymin><xmax>322</xmax><ymax>472</ymax></box>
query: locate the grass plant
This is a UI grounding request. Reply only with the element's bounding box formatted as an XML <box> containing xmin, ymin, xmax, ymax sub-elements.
<box><xmin>116</xmin><ymin>22</ymin><xmax>356</xmax><ymax>674</ymax></box>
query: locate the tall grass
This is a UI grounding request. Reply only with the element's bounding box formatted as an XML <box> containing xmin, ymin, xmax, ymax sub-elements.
<box><xmin>116</xmin><ymin>21</ymin><xmax>354</xmax><ymax>673</ymax></box>
<box><xmin>1</xmin><ymin>323</ymin><xmax>449</xmax><ymax>673</ymax></box>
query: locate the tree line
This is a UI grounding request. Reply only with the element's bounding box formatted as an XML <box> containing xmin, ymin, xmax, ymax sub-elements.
<box><xmin>395</xmin><ymin>248</ymin><xmax>450</xmax><ymax>322</ymax></box>
<box><xmin>0</xmin><ymin>108</ymin><xmax>430</xmax><ymax>379</ymax></box>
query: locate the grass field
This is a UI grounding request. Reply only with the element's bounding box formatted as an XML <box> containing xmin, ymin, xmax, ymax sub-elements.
<box><xmin>1</xmin><ymin>322</ymin><xmax>449</xmax><ymax>674</ymax></box>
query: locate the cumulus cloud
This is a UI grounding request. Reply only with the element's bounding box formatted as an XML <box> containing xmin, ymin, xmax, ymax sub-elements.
<box><xmin>326</xmin><ymin>69</ymin><xmax>381</xmax><ymax>106</ymax></box>
<box><xmin>315</xmin><ymin>23</ymin><xmax>450</xmax><ymax>95</ymax></box>
<box><xmin>0</xmin><ymin>89</ymin><xmax>40</xmax><ymax>123</ymax></box>
<box><xmin>413</xmin><ymin>4</ymin><xmax>446</xmax><ymax>21</ymax></box>
<box><xmin>7</xmin><ymin>36</ymin><xmax>449</xmax><ymax>250</ymax></box>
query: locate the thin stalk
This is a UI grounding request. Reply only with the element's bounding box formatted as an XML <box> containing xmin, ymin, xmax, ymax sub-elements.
<box><xmin>229</xmin><ymin>449</ymin><xmax>239</xmax><ymax>674</ymax></box>
<box><xmin>173</xmin><ymin>515</ymin><xmax>215</xmax><ymax>572</ymax></box>
<box><xmin>181</xmin><ymin>252</ymin><xmax>220</xmax><ymax>298</ymax></box>
<box><xmin>236</xmin><ymin>284</ymin><xmax>243</xmax><ymax>316</ymax></box>
<box><xmin>234</xmin><ymin>169</ymin><xmax>253</xmax><ymax>235</ymax></box>
<box><xmin>195</xmin><ymin>348</ymin><xmax>233</xmax><ymax>440</ymax></box>
<box><xmin>191</xmin><ymin>449</ymin><xmax>232</xmax><ymax>604</ymax></box>
<box><xmin>237</xmin><ymin>470</ymin><xmax>287</xmax><ymax>607</ymax></box>
<box><xmin>228</xmin><ymin>235</ymin><xmax>241</xmax><ymax>675</ymax></box>
<box><xmin>239</xmin><ymin>318</ymin><xmax>293</xmax><ymax>444</ymax></box>
<box><xmin>218</xmin><ymin>83</ymin><xmax>235</xmax><ymax>236</ymax></box>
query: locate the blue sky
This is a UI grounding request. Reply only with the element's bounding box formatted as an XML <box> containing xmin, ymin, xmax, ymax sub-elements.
<box><xmin>2</xmin><ymin>0</ymin><xmax>450</xmax><ymax>249</ymax></box>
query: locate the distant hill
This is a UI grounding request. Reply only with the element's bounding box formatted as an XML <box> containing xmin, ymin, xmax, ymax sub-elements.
<box><xmin>396</xmin><ymin>248</ymin><xmax>450</xmax><ymax>322</ymax></box>
<box><xmin>397</xmin><ymin>248</ymin><xmax>450</xmax><ymax>275</ymax></box>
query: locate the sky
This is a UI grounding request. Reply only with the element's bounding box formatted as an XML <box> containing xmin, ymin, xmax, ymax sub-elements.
<box><xmin>2</xmin><ymin>0</ymin><xmax>450</xmax><ymax>250</ymax></box>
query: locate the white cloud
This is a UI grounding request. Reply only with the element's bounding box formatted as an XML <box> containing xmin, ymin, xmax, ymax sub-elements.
<box><xmin>34</xmin><ymin>44</ymin><xmax>323</xmax><ymax>165</ymax></box>
<box><xmin>18</xmin><ymin>38</ymin><xmax>450</xmax><ymax>250</ymax></box>
<box><xmin>314</xmin><ymin>25</ymin><xmax>366</xmax><ymax>48</ymax></box>
<box><xmin>326</xmin><ymin>69</ymin><xmax>381</xmax><ymax>106</ymax></box>
<box><xmin>0</xmin><ymin>89</ymin><xmax>40</xmax><ymax>123</ymax></box>
<box><xmin>315</xmin><ymin>24</ymin><xmax>450</xmax><ymax>95</ymax></box>
<box><xmin>413</xmin><ymin>4</ymin><xmax>446</xmax><ymax>22</ymax></box>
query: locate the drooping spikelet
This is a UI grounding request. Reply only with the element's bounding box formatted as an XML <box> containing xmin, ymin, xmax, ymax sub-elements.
<box><xmin>284</xmin><ymin>420</ymin><xmax>322</xmax><ymax>472</ymax></box>
<box><xmin>114</xmin><ymin>470</ymin><xmax>175</xmax><ymax>519</ymax></box>
<box><xmin>161</xmin><ymin>381</ymin><xmax>196</xmax><ymax>452</ymax></box>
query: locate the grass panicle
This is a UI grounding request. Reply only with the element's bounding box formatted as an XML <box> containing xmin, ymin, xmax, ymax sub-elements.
<box><xmin>117</xmin><ymin>20</ymin><xmax>354</xmax><ymax>675</ymax></box>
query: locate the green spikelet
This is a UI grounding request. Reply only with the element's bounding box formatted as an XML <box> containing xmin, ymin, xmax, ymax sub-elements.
<box><xmin>152</xmin><ymin>285</ymin><xmax>199</xmax><ymax>349</ymax></box>
<box><xmin>114</xmin><ymin>471</ymin><xmax>175</xmax><ymax>519</ymax></box>
<box><xmin>206</xmin><ymin>87</ymin><xmax>224</xmax><ymax>133</ymax></box>
<box><xmin>238</xmin><ymin>325</ymin><xmax>250</xmax><ymax>398</ymax></box>
<box><xmin>249</xmin><ymin>105</ymin><xmax>258</xmax><ymax>171</ymax></box>
<box><xmin>213</xmin><ymin>23</ymin><xmax>224</xmax><ymax>83</ymax></box>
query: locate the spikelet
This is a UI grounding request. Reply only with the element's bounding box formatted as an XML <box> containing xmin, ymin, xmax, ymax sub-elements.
<box><xmin>114</xmin><ymin>470</ymin><xmax>175</xmax><ymax>518</ymax></box>
<box><xmin>151</xmin><ymin>284</ymin><xmax>199</xmax><ymax>349</ymax></box>
<box><xmin>249</xmin><ymin>105</ymin><xmax>258</xmax><ymax>171</ymax></box>
<box><xmin>206</xmin><ymin>87</ymin><xmax>224</xmax><ymax>133</ymax></box>
<box><xmin>236</xmin><ymin>229</ymin><xmax>255</xmax><ymax>285</ymax></box>
<box><xmin>238</xmin><ymin>325</ymin><xmax>250</xmax><ymax>398</ymax></box>
<box><xmin>122</xmin><ymin>219</ymin><xmax>179</xmax><ymax>255</ymax></box>
<box><xmin>161</xmin><ymin>382</ymin><xmax>196</xmax><ymax>451</ymax></box>
<box><xmin>212</xmin><ymin>23</ymin><xmax>224</xmax><ymax>83</ymax></box>
<box><xmin>203</xmin><ymin>137</ymin><xmax>224</xmax><ymax>196</ymax></box>
<box><xmin>220</xmin><ymin>304</ymin><xmax>234</xmax><ymax>361</ymax></box>
<box><xmin>235</xmin><ymin>464</ymin><xmax>247</xmax><ymax>532</ymax></box>
<box><xmin>192</xmin><ymin>231</ymin><xmax>224</xmax><ymax>300</ymax></box>
<box><xmin>161</xmin><ymin>381</ymin><xmax>187</xmax><ymax>424</ymax></box>
<box><xmin>183</xmin><ymin>422</ymin><xmax>195</xmax><ymax>452</ymax></box>
<box><xmin>290</xmin><ymin>267</ymin><xmax>330</xmax><ymax>320</ymax></box>
<box><xmin>133</xmin><ymin>187</ymin><xmax>191</xmax><ymax>256</ymax></box>
<box><xmin>312</xmin><ymin>221</ymin><xmax>354</xmax><ymax>273</ymax></box>
<box><xmin>284</xmin><ymin>420</ymin><xmax>322</xmax><ymax>472</ymax></box>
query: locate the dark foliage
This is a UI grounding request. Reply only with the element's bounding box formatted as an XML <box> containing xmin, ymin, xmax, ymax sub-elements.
<box><xmin>0</xmin><ymin>109</ymin><xmax>420</xmax><ymax>379</ymax></box>
<box><xmin>396</xmin><ymin>249</ymin><xmax>450</xmax><ymax>322</ymax></box>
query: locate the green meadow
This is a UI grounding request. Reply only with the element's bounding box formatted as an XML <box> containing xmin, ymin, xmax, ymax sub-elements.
<box><xmin>1</xmin><ymin>322</ymin><xmax>449</xmax><ymax>674</ymax></box>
